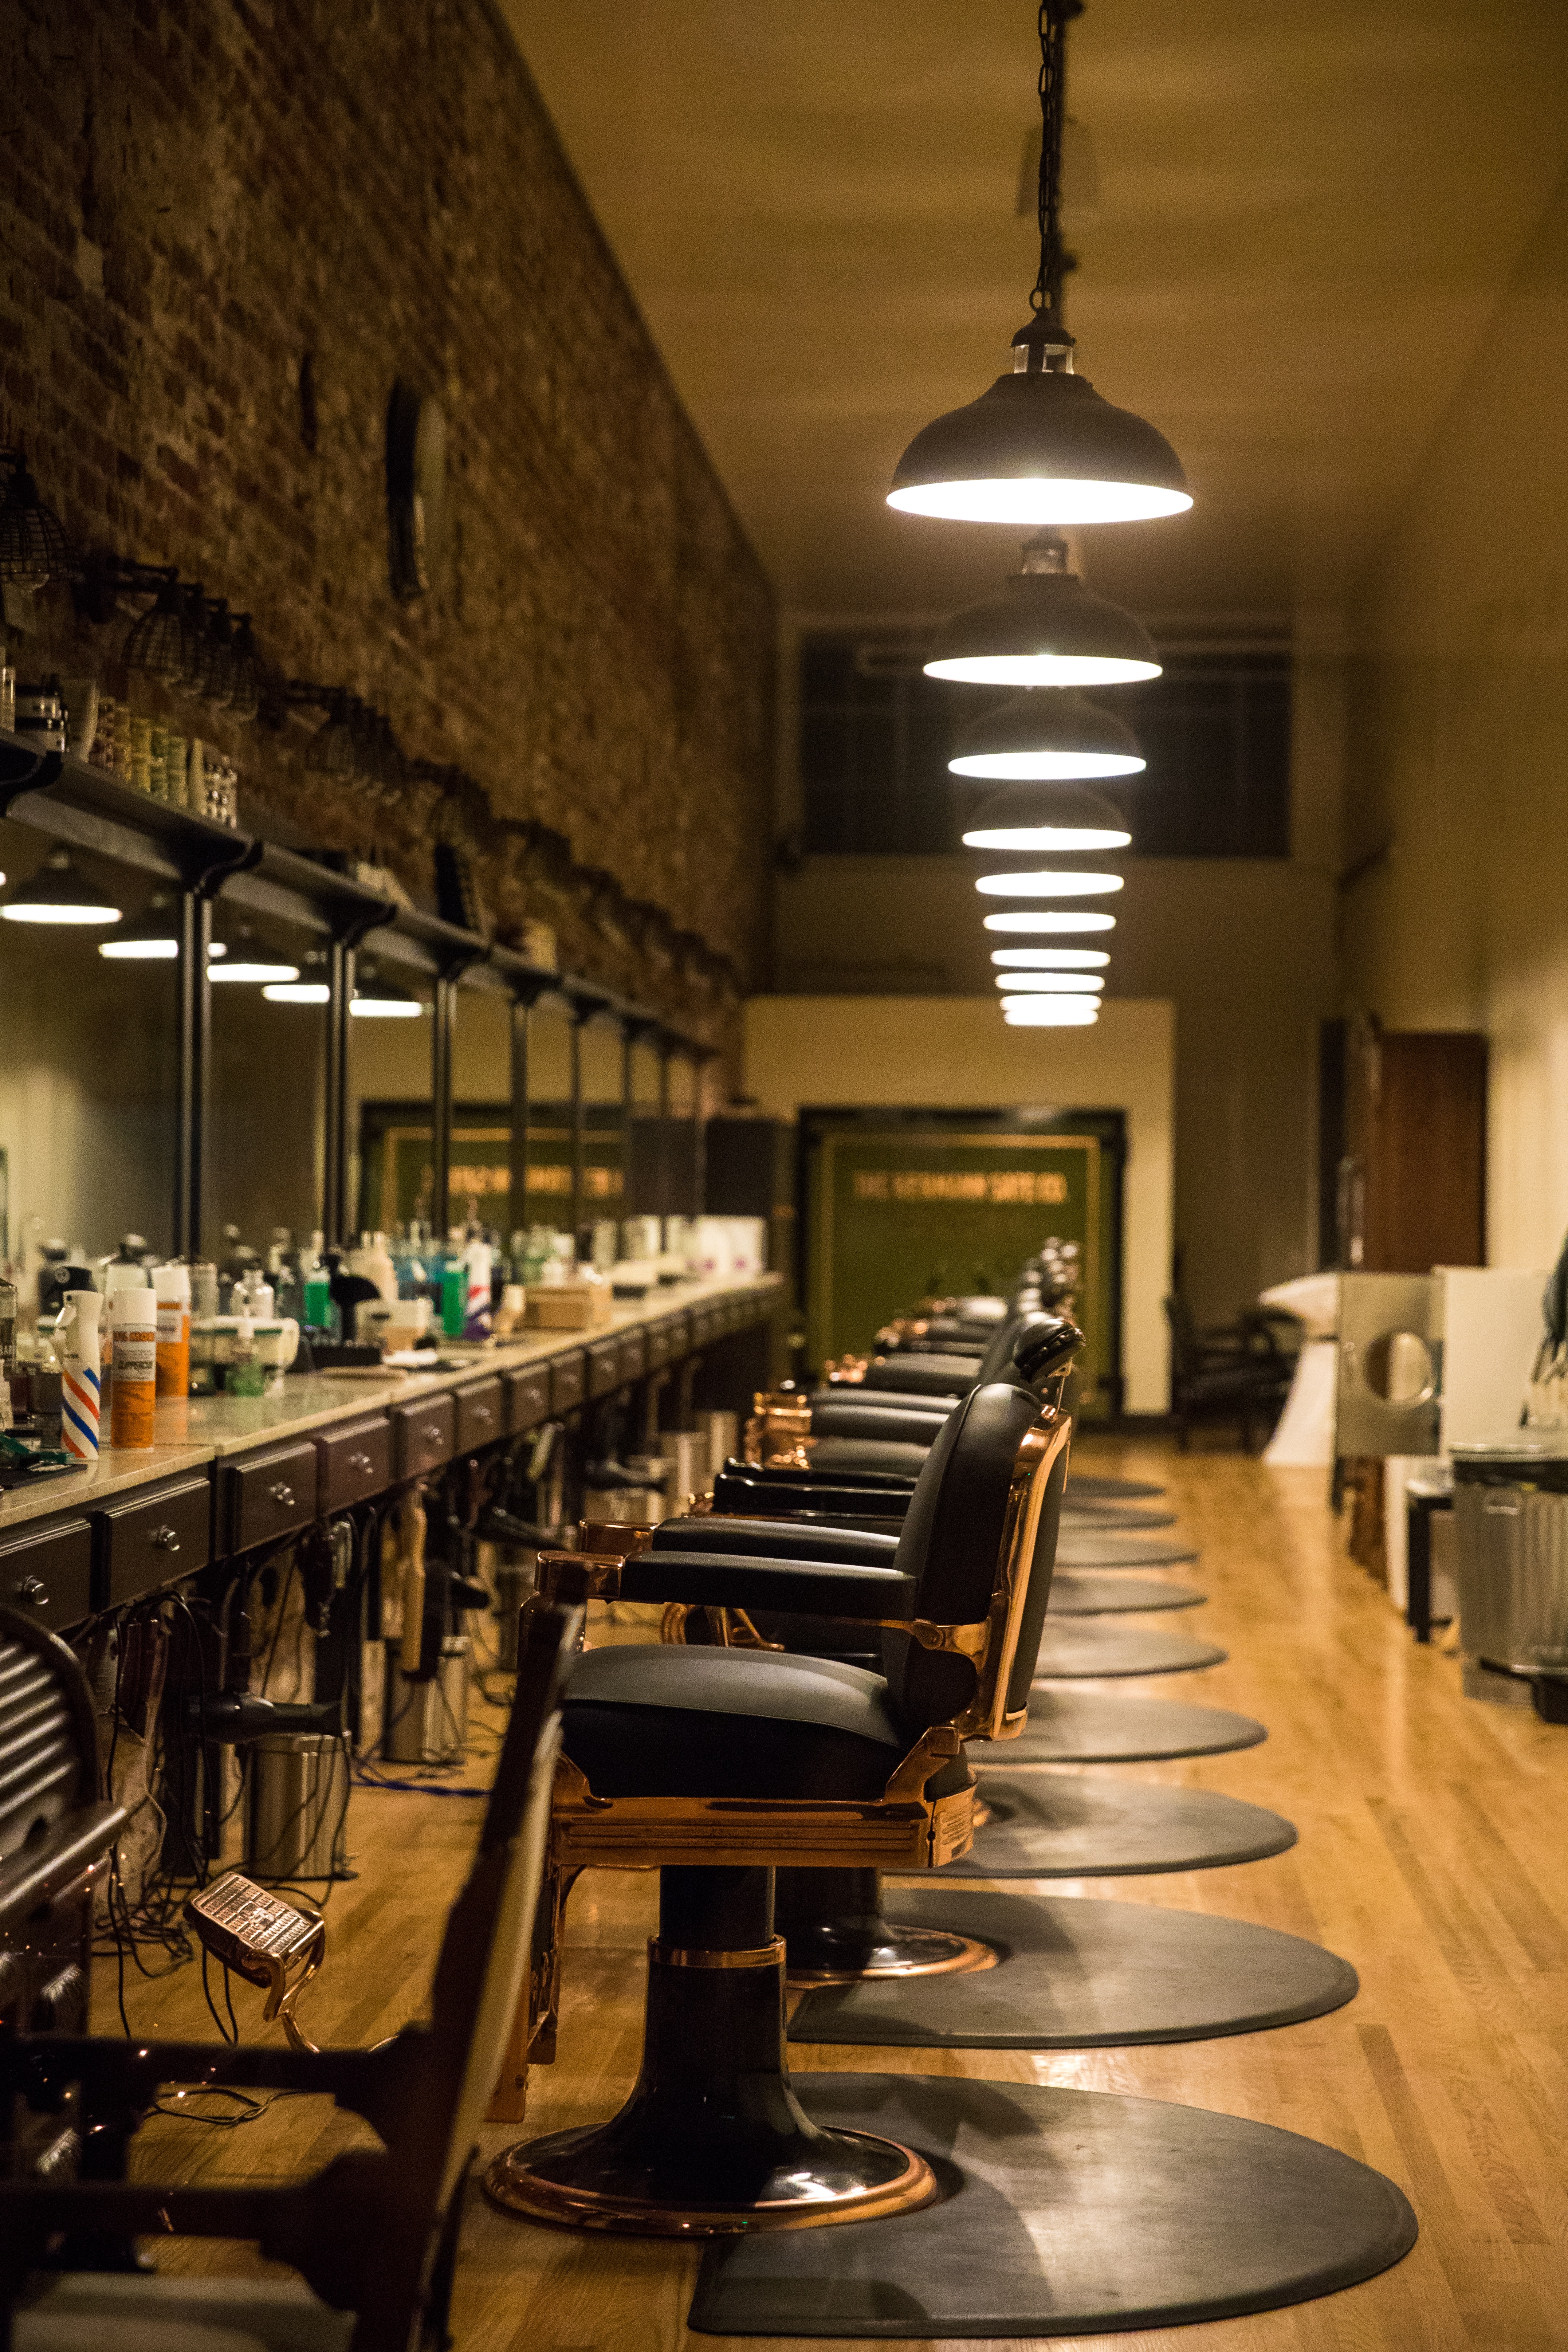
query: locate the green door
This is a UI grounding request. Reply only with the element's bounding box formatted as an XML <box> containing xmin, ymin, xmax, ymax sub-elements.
<box><xmin>801</xmin><ymin>1108</ymin><xmax>1125</xmax><ymax>1416</ymax></box>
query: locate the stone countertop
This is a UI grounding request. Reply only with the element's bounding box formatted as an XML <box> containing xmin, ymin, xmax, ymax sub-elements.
<box><xmin>0</xmin><ymin>1272</ymin><xmax>779</xmax><ymax>1536</ymax></box>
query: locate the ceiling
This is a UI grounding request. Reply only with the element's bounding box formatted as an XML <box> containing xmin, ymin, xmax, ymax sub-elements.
<box><xmin>507</xmin><ymin>0</ymin><xmax>1568</xmax><ymax>633</ymax></box>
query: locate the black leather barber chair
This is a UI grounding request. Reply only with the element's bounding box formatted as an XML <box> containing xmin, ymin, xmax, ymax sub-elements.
<box><xmin>485</xmin><ymin>1343</ymin><xmax>1077</xmax><ymax>2238</ymax></box>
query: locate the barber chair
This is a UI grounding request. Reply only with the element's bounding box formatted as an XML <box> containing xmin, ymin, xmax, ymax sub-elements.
<box><xmin>485</xmin><ymin>1342</ymin><xmax>1077</xmax><ymax>2238</ymax></box>
<box><xmin>1</xmin><ymin>1601</ymin><xmax>581</xmax><ymax>2352</ymax></box>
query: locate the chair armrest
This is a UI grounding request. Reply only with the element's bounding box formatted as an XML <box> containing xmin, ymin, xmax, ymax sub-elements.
<box><xmin>617</xmin><ymin>1549</ymin><xmax>918</xmax><ymax>1618</ymax></box>
<box><xmin>652</xmin><ymin>1512</ymin><xmax>902</xmax><ymax>1566</ymax></box>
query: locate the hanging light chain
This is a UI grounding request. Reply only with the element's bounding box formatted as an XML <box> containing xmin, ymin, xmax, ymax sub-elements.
<box><xmin>1033</xmin><ymin>1</ymin><xmax>1073</xmax><ymax>321</ymax></box>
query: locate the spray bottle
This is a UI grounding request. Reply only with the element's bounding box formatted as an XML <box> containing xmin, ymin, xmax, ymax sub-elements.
<box><xmin>57</xmin><ymin>1289</ymin><xmax>102</xmax><ymax>1462</ymax></box>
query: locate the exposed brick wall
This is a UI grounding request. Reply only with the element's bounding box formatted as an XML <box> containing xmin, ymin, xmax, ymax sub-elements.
<box><xmin>0</xmin><ymin>0</ymin><xmax>775</xmax><ymax>1042</ymax></box>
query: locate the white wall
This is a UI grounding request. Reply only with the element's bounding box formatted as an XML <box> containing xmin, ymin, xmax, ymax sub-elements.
<box><xmin>742</xmin><ymin>994</ymin><xmax>1175</xmax><ymax>1412</ymax></box>
<box><xmin>1344</xmin><ymin>157</ymin><xmax>1568</xmax><ymax>1273</ymax></box>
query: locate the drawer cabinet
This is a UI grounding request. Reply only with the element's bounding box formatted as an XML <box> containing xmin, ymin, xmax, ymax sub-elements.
<box><xmin>587</xmin><ymin>1340</ymin><xmax>624</xmax><ymax>1401</ymax></box>
<box><xmin>455</xmin><ymin>1378</ymin><xmax>504</xmax><ymax>1453</ymax></box>
<box><xmin>315</xmin><ymin>1415</ymin><xmax>392</xmax><ymax>1513</ymax></box>
<box><xmin>549</xmin><ymin>1353</ymin><xmax>585</xmax><ymax>1415</ymax></box>
<box><xmin>618</xmin><ymin>1332</ymin><xmax>647</xmax><ymax>1385</ymax></box>
<box><xmin>93</xmin><ymin>1475</ymin><xmax>213</xmax><ymax>1610</ymax></box>
<box><xmin>390</xmin><ymin>1393</ymin><xmax>456</xmax><ymax>1480</ymax></box>
<box><xmin>503</xmin><ymin>1367</ymin><xmax>552</xmax><ymax>1434</ymax></box>
<box><xmin>0</xmin><ymin>1518</ymin><xmax>93</xmax><ymax>1632</ymax></box>
<box><xmin>223</xmin><ymin>1442</ymin><xmax>320</xmax><ymax>1555</ymax></box>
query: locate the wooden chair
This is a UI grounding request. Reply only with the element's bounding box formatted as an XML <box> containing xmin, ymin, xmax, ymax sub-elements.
<box><xmin>483</xmin><ymin>1325</ymin><xmax>1080</xmax><ymax>2239</ymax></box>
<box><xmin>0</xmin><ymin>1596</ymin><xmax>583</xmax><ymax>2352</ymax></box>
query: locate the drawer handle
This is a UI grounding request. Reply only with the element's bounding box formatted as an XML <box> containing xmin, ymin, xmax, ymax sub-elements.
<box><xmin>423</xmin><ymin>1424</ymin><xmax>443</xmax><ymax>1444</ymax></box>
<box><xmin>151</xmin><ymin>1525</ymin><xmax>181</xmax><ymax>1553</ymax></box>
<box><xmin>269</xmin><ymin>1482</ymin><xmax>296</xmax><ymax>1508</ymax></box>
<box><xmin>15</xmin><ymin>1574</ymin><xmax>47</xmax><ymax>1607</ymax></box>
<box><xmin>348</xmin><ymin>1451</ymin><xmax>373</xmax><ymax>1475</ymax></box>
<box><xmin>471</xmin><ymin>1405</ymin><xmax>493</xmax><ymax>1426</ymax></box>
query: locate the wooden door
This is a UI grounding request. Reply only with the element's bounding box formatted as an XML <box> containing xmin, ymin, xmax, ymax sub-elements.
<box><xmin>1341</xmin><ymin>1021</ymin><xmax>1486</xmax><ymax>1272</ymax></box>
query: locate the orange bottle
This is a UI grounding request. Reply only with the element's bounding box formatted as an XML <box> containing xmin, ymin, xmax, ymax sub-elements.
<box><xmin>154</xmin><ymin>1263</ymin><xmax>191</xmax><ymax>1397</ymax></box>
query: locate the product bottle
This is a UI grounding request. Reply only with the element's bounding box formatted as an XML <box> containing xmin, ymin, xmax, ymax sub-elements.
<box><xmin>245</xmin><ymin>1266</ymin><xmax>275</xmax><ymax>1321</ymax></box>
<box><xmin>302</xmin><ymin>1232</ymin><xmax>338</xmax><ymax>1339</ymax></box>
<box><xmin>58</xmin><ymin>1289</ymin><xmax>102</xmax><ymax>1461</ymax></box>
<box><xmin>153</xmin><ymin>1263</ymin><xmax>191</xmax><ymax>1397</ymax></box>
<box><xmin>441</xmin><ymin>1258</ymin><xmax>466</xmax><ymax>1339</ymax></box>
<box><xmin>463</xmin><ymin>1237</ymin><xmax>493</xmax><ymax>1341</ymax></box>
<box><xmin>109</xmin><ymin>1288</ymin><xmax>158</xmax><ymax>1449</ymax></box>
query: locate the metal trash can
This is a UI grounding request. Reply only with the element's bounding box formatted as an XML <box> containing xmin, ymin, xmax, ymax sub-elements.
<box><xmin>247</xmin><ymin>1732</ymin><xmax>350</xmax><ymax>1880</ymax></box>
<box><xmin>1452</xmin><ymin>1447</ymin><xmax>1568</xmax><ymax>1704</ymax></box>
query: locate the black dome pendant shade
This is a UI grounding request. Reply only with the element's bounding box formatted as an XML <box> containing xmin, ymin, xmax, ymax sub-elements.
<box><xmin>949</xmin><ymin>687</ymin><xmax>1144</xmax><ymax>780</ymax></box>
<box><xmin>926</xmin><ymin>534</ymin><xmax>1160</xmax><ymax>688</ymax></box>
<box><xmin>962</xmin><ymin>781</ymin><xmax>1131</xmax><ymax>851</ymax></box>
<box><xmin>889</xmin><ymin>1</ymin><xmax>1189</xmax><ymax>528</ymax></box>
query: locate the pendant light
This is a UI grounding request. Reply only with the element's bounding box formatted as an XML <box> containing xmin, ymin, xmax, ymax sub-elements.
<box><xmin>1002</xmin><ymin>996</ymin><xmax>1100</xmax><ymax>1025</ymax></box>
<box><xmin>975</xmin><ymin>869</ymin><xmax>1123</xmax><ymax>896</ymax></box>
<box><xmin>992</xmin><ymin>946</ymin><xmax>1108</xmax><ymax>968</ymax></box>
<box><xmin>0</xmin><ymin>452</ymin><xmax>80</xmax><ymax>589</ymax></box>
<box><xmin>962</xmin><ymin>782</ymin><xmax>1130</xmax><ymax>852</ymax></box>
<box><xmin>264</xmin><ymin>979</ymin><xmax>330</xmax><ymax>1004</ymax></box>
<box><xmin>99</xmin><ymin>890</ymin><xmax>181</xmax><ymax>959</ymax></box>
<box><xmin>889</xmin><ymin>2</ymin><xmax>1188</xmax><ymax>527</ymax></box>
<box><xmin>1</xmin><ymin>851</ymin><xmax>121</xmax><ymax>926</ymax></box>
<box><xmin>926</xmin><ymin>533</ymin><xmax>1159</xmax><ymax>687</ymax></box>
<box><xmin>209</xmin><ymin>921</ymin><xmax>298</xmax><ymax>985</ymax></box>
<box><xmin>995</xmin><ymin>970</ymin><xmax>1103</xmax><ymax>992</ymax></box>
<box><xmin>984</xmin><ymin>907</ymin><xmax>1114</xmax><ymax>933</ymax></box>
<box><xmin>949</xmin><ymin>687</ymin><xmax>1144</xmax><ymax>781</ymax></box>
<box><xmin>351</xmin><ymin>969</ymin><xmax>424</xmax><ymax>1018</ymax></box>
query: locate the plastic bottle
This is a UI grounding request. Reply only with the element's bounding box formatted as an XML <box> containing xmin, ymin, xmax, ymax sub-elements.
<box><xmin>153</xmin><ymin>1262</ymin><xmax>191</xmax><ymax>1397</ymax></box>
<box><xmin>351</xmin><ymin>1230</ymin><xmax>398</xmax><ymax>1305</ymax></box>
<box><xmin>463</xmin><ymin>1237</ymin><xmax>492</xmax><ymax>1341</ymax></box>
<box><xmin>58</xmin><ymin>1289</ymin><xmax>102</xmax><ymax>1461</ymax></box>
<box><xmin>109</xmin><ymin>1288</ymin><xmax>158</xmax><ymax>1449</ymax></box>
<box><xmin>441</xmin><ymin>1258</ymin><xmax>466</xmax><ymax>1339</ymax></box>
<box><xmin>302</xmin><ymin>1232</ymin><xmax>338</xmax><ymax>1339</ymax></box>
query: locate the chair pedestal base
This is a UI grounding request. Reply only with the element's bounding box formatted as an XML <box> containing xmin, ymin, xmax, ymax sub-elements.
<box><xmin>486</xmin><ymin>1867</ymin><xmax>935</xmax><ymax>2238</ymax></box>
<box><xmin>777</xmin><ymin>1866</ymin><xmax>998</xmax><ymax>1985</ymax></box>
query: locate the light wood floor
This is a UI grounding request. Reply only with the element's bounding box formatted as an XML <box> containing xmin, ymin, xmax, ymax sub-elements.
<box><xmin>102</xmin><ymin>1444</ymin><xmax>1568</xmax><ymax>2351</ymax></box>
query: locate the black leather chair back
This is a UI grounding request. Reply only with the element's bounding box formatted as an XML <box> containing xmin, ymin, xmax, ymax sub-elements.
<box><xmin>882</xmin><ymin>1381</ymin><xmax>1052</xmax><ymax>1733</ymax></box>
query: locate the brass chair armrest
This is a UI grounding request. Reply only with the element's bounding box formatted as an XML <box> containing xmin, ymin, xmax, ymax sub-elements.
<box><xmin>874</xmin><ymin>1616</ymin><xmax>989</xmax><ymax>1658</ymax></box>
<box><xmin>533</xmin><ymin>1553</ymin><xmax>621</xmax><ymax>1604</ymax></box>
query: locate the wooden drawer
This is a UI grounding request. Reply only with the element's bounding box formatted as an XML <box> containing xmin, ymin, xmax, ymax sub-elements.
<box><xmin>223</xmin><ymin>1441</ymin><xmax>320</xmax><ymax>1555</ymax></box>
<box><xmin>455</xmin><ymin>1378</ymin><xmax>504</xmax><ymax>1453</ymax></box>
<box><xmin>643</xmin><ymin>1317</ymin><xmax>672</xmax><ymax>1371</ymax></box>
<box><xmin>0</xmin><ymin>1517</ymin><xmax>93</xmax><ymax>1632</ymax></box>
<box><xmin>587</xmin><ymin>1339</ymin><xmax>624</xmax><ymax>1401</ymax></box>
<box><xmin>93</xmin><ymin>1475</ymin><xmax>213</xmax><ymax>1610</ymax></box>
<box><xmin>618</xmin><ymin>1332</ymin><xmax>647</xmax><ymax>1385</ymax></box>
<box><xmin>549</xmin><ymin>1353</ymin><xmax>585</xmax><ymax>1415</ymax></box>
<box><xmin>315</xmin><ymin>1415</ymin><xmax>392</xmax><ymax>1513</ymax></box>
<box><xmin>659</xmin><ymin>1311</ymin><xmax>690</xmax><ymax>1363</ymax></box>
<box><xmin>390</xmin><ymin>1393</ymin><xmax>456</xmax><ymax>1480</ymax></box>
<box><xmin>503</xmin><ymin>1367</ymin><xmax>552</xmax><ymax>1434</ymax></box>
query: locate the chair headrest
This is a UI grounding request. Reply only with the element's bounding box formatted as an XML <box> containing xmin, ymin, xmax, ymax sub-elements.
<box><xmin>1012</xmin><ymin>1312</ymin><xmax>1084</xmax><ymax>1389</ymax></box>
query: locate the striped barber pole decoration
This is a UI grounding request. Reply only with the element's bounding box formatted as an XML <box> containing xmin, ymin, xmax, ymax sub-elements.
<box><xmin>62</xmin><ymin>1357</ymin><xmax>101</xmax><ymax>1462</ymax></box>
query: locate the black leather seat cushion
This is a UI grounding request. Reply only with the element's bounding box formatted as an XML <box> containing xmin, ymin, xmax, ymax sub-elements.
<box><xmin>562</xmin><ymin>1645</ymin><xmax>964</xmax><ymax>1802</ymax></box>
<box><xmin>809</xmin><ymin>1439</ymin><xmax>934</xmax><ymax>1476</ymax></box>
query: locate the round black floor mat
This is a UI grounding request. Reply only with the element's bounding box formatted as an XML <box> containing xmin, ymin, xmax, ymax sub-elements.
<box><xmin>934</xmin><ymin>1770</ymin><xmax>1293</xmax><ymax>1876</ymax></box>
<box><xmin>688</xmin><ymin>2073</ymin><xmax>1416</xmax><ymax>2339</ymax></box>
<box><xmin>1064</xmin><ymin>1474</ymin><xmax>1165</xmax><ymax>1501</ymax></box>
<box><xmin>1056</xmin><ymin>1530</ymin><xmax>1202</xmax><ymax>1569</ymax></box>
<box><xmin>1001</xmin><ymin>1688</ymin><xmax>1265</xmax><ymax>1762</ymax></box>
<box><xmin>1032</xmin><ymin>1622</ymin><xmax>1227</xmax><ymax>1678</ymax></box>
<box><xmin>788</xmin><ymin>1890</ymin><xmax>1355</xmax><ymax>2049</ymax></box>
<box><xmin>1048</xmin><ymin>1572</ymin><xmax>1205</xmax><ymax>1614</ymax></box>
<box><xmin>1060</xmin><ymin>1502</ymin><xmax>1177</xmax><ymax>1530</ymax></box>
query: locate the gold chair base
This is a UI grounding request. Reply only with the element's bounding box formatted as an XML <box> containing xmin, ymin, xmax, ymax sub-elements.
<box><xmin>787</xmin><ymin>1928</ymin><xmax>997</xmax><ymax>1987</ymax></box>
<box><xmin>484</xmin><ymin>2127</ymin><xmax>936</xmax><ymax>2238</ymax></box>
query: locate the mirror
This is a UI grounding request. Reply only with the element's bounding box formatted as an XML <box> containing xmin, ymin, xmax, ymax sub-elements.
<box><xmin>207</xmin><ymin>899</ymin><xmax>323</xmax><ymax>1268</ymax></box>
<box><xmin>1363</xmin><ymin>1328</ymin><xmax>1435</xmax><ymax>1406</ymax></box>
